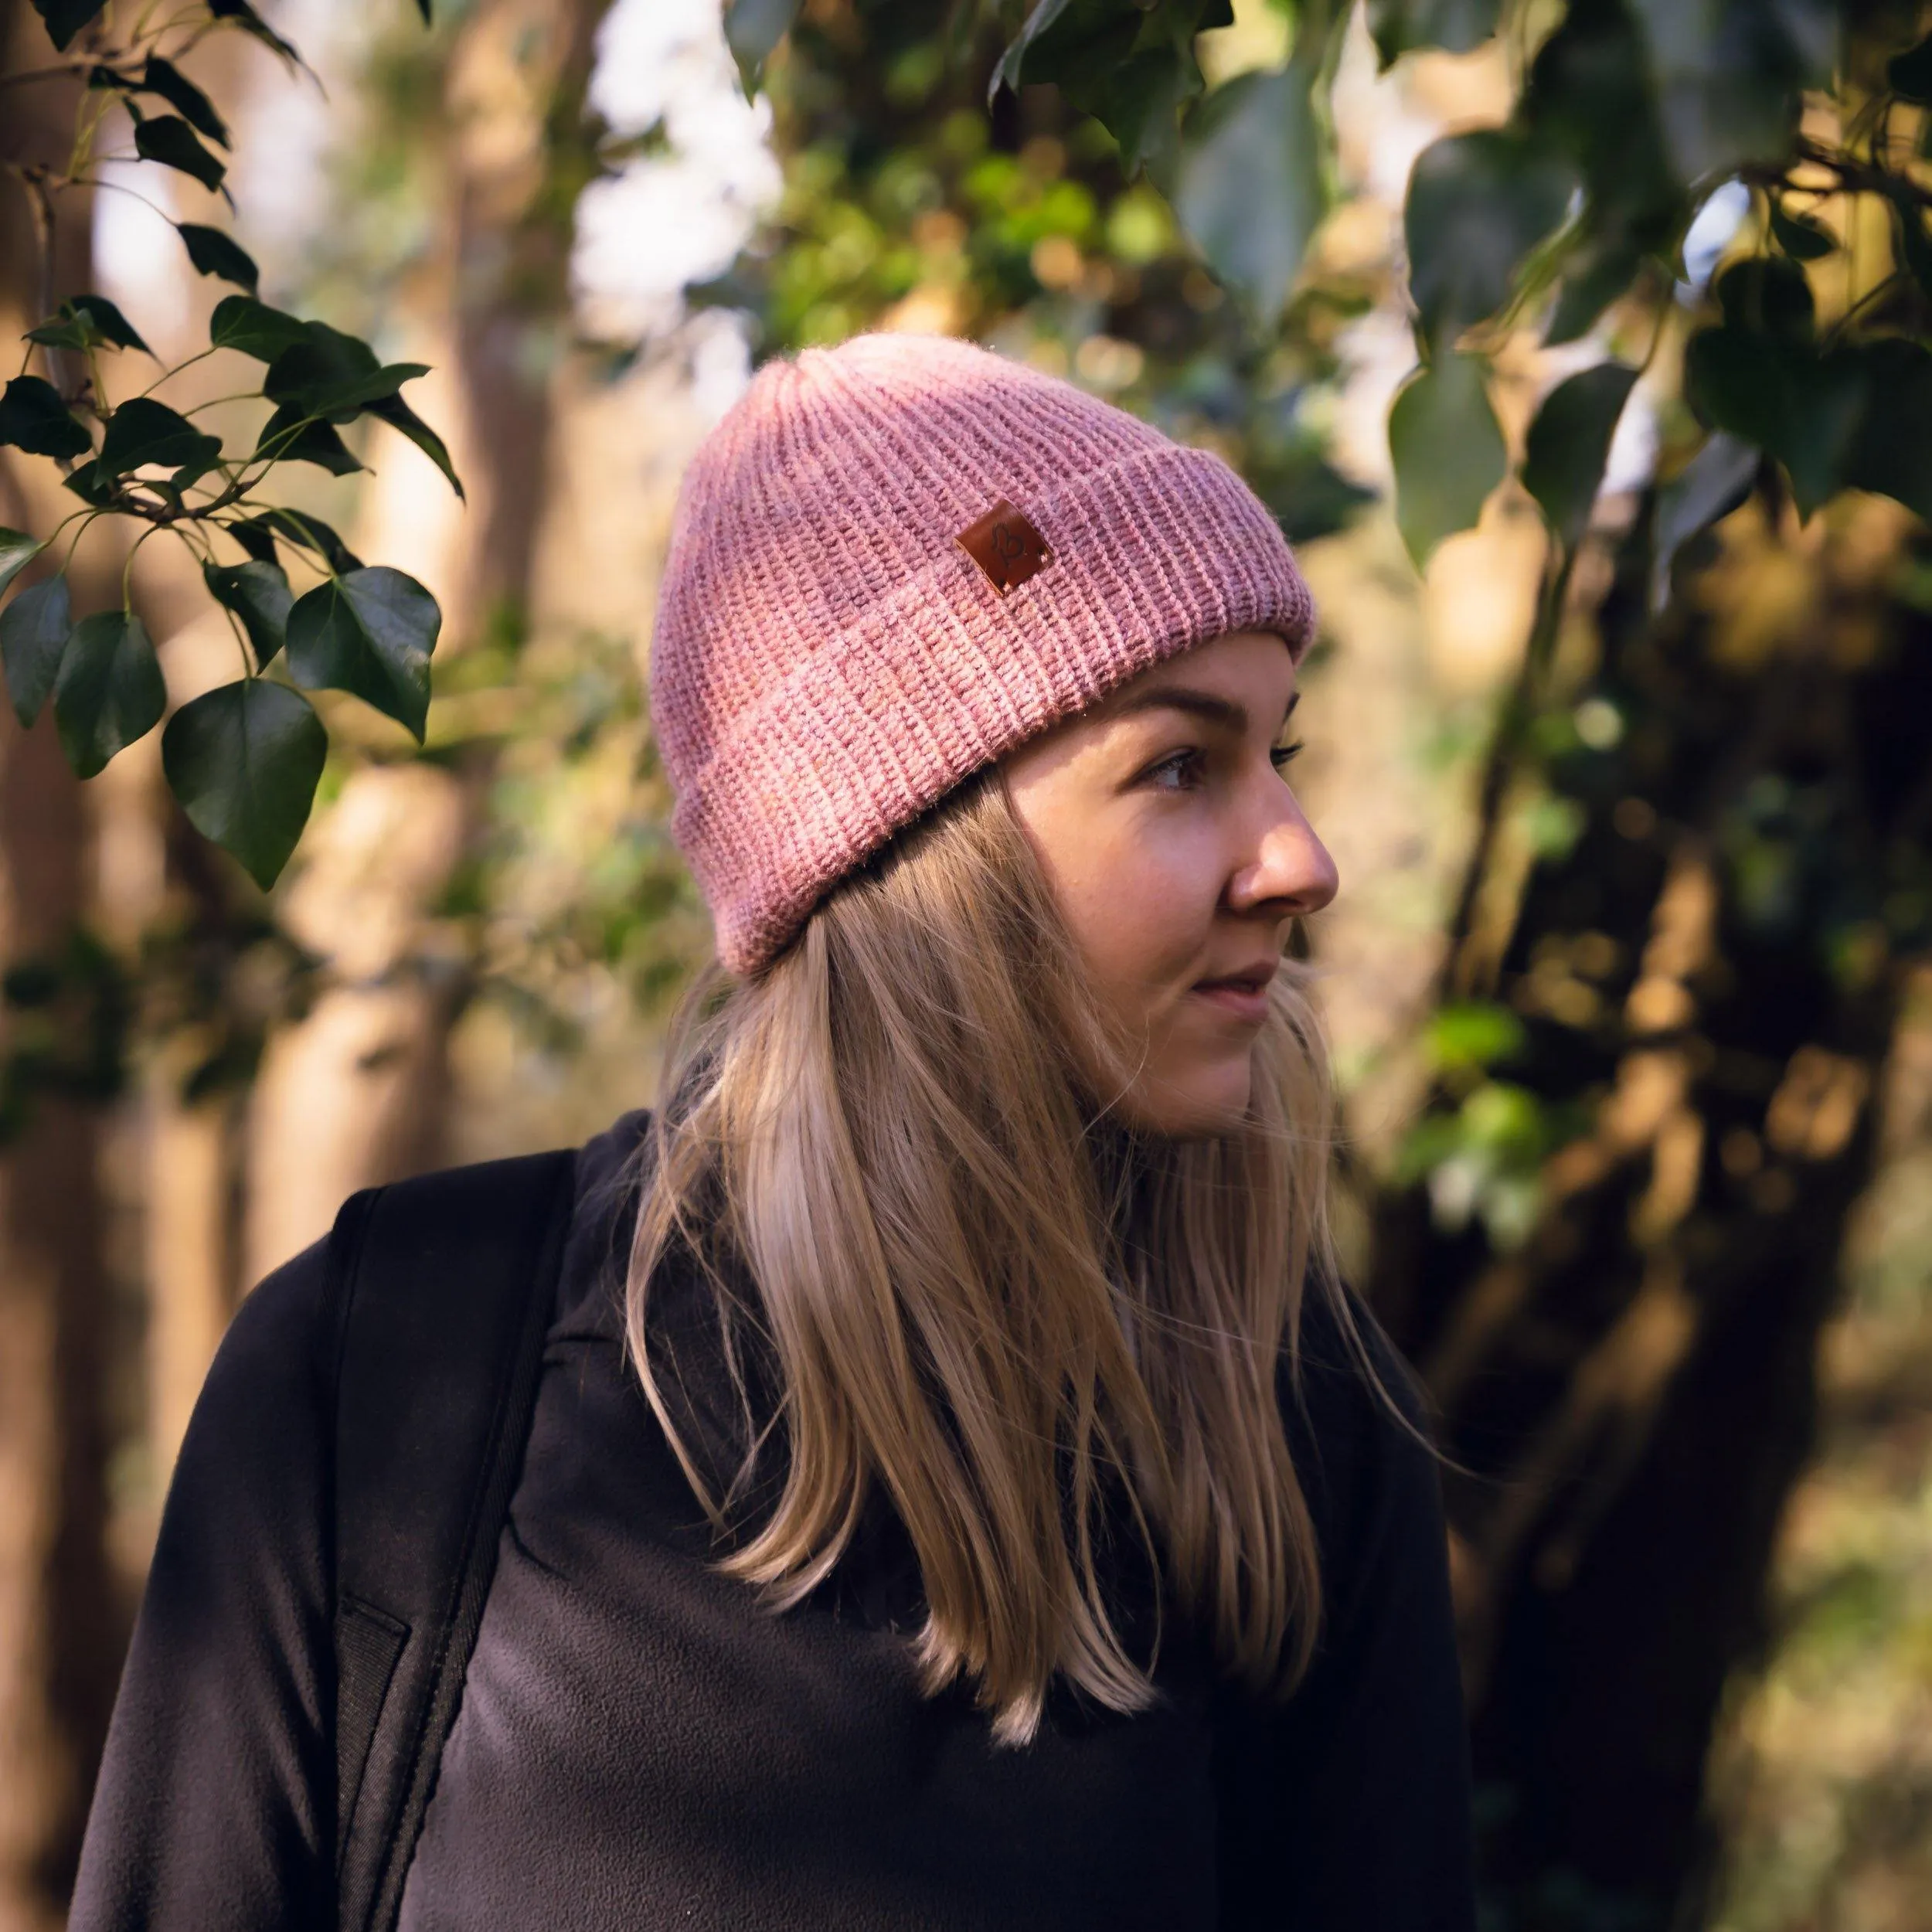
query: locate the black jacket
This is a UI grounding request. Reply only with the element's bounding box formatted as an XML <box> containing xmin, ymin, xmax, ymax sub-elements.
<box><xmin>71</xmin><ymin>1108</ymin><xmax>1478</xmax><ymax>1930</ymax></box>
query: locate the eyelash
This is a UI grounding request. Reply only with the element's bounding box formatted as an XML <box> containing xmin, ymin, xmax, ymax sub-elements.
<box><xmin>1145</xmin><ymin>740</ymin><xmax>1305</xmax><ymax>788</ymax></box>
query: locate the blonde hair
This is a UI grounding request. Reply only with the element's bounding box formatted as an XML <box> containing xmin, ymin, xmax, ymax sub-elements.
<box><xmin>628</xmin><ymin>766</ymin><xmax>1388</xmax><ymax>1744</ymax></box>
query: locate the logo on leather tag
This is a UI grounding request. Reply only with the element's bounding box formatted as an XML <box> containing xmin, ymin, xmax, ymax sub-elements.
<box><xmin>955</xmin><ymin>498</ymin><xmax>1053</xmax><ymax>596</ymax></box>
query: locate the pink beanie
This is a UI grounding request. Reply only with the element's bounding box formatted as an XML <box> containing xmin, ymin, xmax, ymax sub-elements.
<box><xmin>649</xmin><ymin>331</ymin><xmax>1316</xmax><ymax>976</ymax></box>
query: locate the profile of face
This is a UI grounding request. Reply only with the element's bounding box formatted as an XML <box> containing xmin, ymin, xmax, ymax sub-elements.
<box><xmin>1000</xmin><ymin>628</ymin><xmax>1339</xmax><ymax>1137</ymax></box>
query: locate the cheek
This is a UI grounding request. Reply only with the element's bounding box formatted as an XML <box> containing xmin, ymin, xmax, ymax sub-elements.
<box><xmin>1055</xmin><ymin>821</ymin><xmax>1220</xmax><ymax>1012</ymax></box>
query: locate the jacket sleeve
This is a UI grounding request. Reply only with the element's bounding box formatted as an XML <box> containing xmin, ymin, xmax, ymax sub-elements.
<box><xmin>70</xmin><ymin>1240</ymin><xmax>336</xmax><ymax>1932</ymax></box>
<box><xmin>1213</xmin><ymin>1284</ymin><xmax>1478</xmax><ymax>1931</ymax></box>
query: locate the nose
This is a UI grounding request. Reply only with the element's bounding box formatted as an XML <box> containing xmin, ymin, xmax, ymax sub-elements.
<box><xmin>1226</xmin><ymin>787</ymin><xmax>1339</xmax><ymax>920</ymax></box>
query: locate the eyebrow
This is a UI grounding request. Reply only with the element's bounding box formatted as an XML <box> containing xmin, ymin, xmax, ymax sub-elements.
<box><xmin>1106</xmin><ymin>685</ymin><xmax>1301</xmax><ymax>736</ymax></box>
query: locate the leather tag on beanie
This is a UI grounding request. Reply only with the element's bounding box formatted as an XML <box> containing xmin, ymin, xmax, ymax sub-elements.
<box><xmin>955</xmin><ymin>498</ymin><xmax>1053</xmax><ymax>596</ymax></box>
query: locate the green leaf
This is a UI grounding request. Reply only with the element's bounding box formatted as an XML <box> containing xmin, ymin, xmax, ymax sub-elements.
<box><xmin>1650</xmin><ymin>431</ymin><xmax>1757</xmax><ymax>610</ymax></box>
<box><xmin>253</xmin><ymin>405</ymin><xmax>362</xmax><ymax>477</ymax></box>
<box><xmin>1887</xmin><ymin>31</ymin><xmax>1932</xmax><ymax>104</ymax></box>
<box><xmin>98</xmin><ymin>396</ymin><xmax>222</xmax><ymax>476</ymax></box>
<box><xmin>264</xmin><ymin>328</ymin><xmax>426</xmax><ymax>422</ymax></box>
<box><xmin>1522</xmin><ymin>362</ymin><xmax>1639</xmax><ymax>549</ymax></box>
<box><xmin>1368</xmin><ymin>0</ymin><xmax>1501</xmax><ymax>67</ymax></box>
<box><xmin>177</xmin><ymin>224</ymin><xmax>260</xmax><ymax>292</ymax></box>
<box><xmin>28</xmin><ymin>293</ymin><xmax>151</xmax><ymax>355</ymax></box>
<box><xmin>1769</xmin><ymin>204</ymin><xmax>1834</xmax><ymax>260</ymax></box>
<box><xmin>1405</xmin><ymin>130</ymin><xmax>1575</xmax><ymax>351</ymax></box>
<box><xmin>1388</xmin><ymin>352</ymin><xmax>1507</xmax><ymax>567</ymax></box>
<box><xmin>1715</xmin><ymin>256</ymin><xmax>1814</xmax><ymax>341</ymax></box>
<box><xmin>1624</xmin><ymin>0</ymin><xmax>1830</xmax><ymax>186</ymax></box>
<box><xmin>1545</xmin><ymin>235</ymin><xmax>1647</xmax><ymax>346</ymax></box>
<box><xmin>1</xmin><ymin>575</ymin><xmax>71</xmax><ymax>728</ymax></box>
<box><xmin>139</xmin><ymin>55</ymin><xmax>229</xmax><ymax>145</ymax></box>
<box><xmin>723</xmin><ymin>0</ymin><xmax>802</xmax><ymax>97</ymax></box>
<box><xmin>227</xmin><ymin>509</ymin><xmax>362</xmax><ymax>575</ymax></box>
<box><xmin>206</xmin><ymin>0</ymin><xmax>301</xmax><ymax>66</ymax></box>
<box><xmin>367</xmin><ymin>392</ymin><xmax>464</xmax><ymax>500</ymax></box>
<box><xmin>134</xmin><ymin>115</ymin><xmax>226</xmax><ymax>194</ymax></box>
<box><xmin>0</xmin><ymin>376</ymin><xmax>92</xmax><ymax>460</ymax></box>
<box><xmin>0</xmin><ymin>529</ymin><xmax>45</xmax><ymax>600</ymax></box>
<box><xmin>162</xmin><ymin>679</ymin><xmax>325</xmax><ymax>889</ymax></box>
<box><xmin>285</xmin><ymin>567</ymin><xmax>440</xmax><ymax>740</ymax></box>
<box><xmin>29</xmin><ymin>0</ymin><xmax>107</xmax><ymax>53</ymax></box>
<box><xmin>1173</xmin><ymin>60</ymin><xmax>1328</xmax><ymax>328</ymax></box>
<box><xmin>1684</xmin><ymin>325</ymin><xmax>1867</xmax><ymax>517</ymax></box>
<box><xmin>202</xmin><ymin>560</ymin><xmax>293</xmax><ymax>668</ymax></box>
<box><xmin>1838</xmin><ymin>338</ymin><xmax>1932</xmax><ymax>524</ymax></box>
<box><xmin>209</xmin><ymin>294</ymin><xmax>309</xmax><ymax>359</ymax></box>
<box><xmin>61</xmin><ymin>459</ymin><xmax>117</xmax><ymax>508</ymax></box>
<box><xmin>990</xmin><ymin>0</ymin><xmax>1077</xmax><ymax>103</ymax></box>
<box><xmin>51</xmin><ymin>611</ymin><xmax>166</xmax><ymax>777</ymax></box>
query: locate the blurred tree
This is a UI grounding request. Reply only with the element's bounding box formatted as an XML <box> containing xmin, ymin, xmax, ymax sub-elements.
<box><xmin>0</xmin><ymin>11</ymin><xmax>123</xmax><ymax>1923</ymax></box>
<box><xmin>712</xmin><ymin>0</ymin><xmax>1932</xmax><ymax>1923</ymax></box>
<box><xmin>241</xmin><ymin>0</ymin><xmax>619</xmax><ymax>1278</ymax></box>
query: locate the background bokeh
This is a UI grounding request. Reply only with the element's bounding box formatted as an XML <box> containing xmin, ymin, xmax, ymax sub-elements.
<box><xmin>2</xmin><ymin>2</ymin><xmax>1930</xmax><ymax>1928</ymax></box>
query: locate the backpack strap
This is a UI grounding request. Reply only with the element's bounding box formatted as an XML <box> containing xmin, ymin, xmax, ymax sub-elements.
<box><xmin>324</xmin><ymin>1147</ymin><xmax>578</xmax><ymax>1932</ymax></box>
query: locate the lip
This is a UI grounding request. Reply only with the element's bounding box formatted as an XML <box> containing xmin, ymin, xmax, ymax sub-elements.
<box><xmin>1189</xmin><ymin>963</ymin><xmax>1278</xmax><ymax>1024</ymax></box>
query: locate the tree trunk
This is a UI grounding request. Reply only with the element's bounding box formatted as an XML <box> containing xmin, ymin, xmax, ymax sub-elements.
<box><xmin>0</xmin><ymin>16</ymin><xmax>120</xmax><ymax>1920</ymax></box>
<box><xmin>1363</xmin><ymin>498</ymin><xmax>1927</xmax><ymax>1925</ymax></box>
<box><xmin>242</xmin><ymin>0</ymin><xmax>614</xmax><ymax>1281</ymax></box>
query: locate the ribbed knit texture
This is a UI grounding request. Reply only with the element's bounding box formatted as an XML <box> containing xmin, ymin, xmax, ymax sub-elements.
<box><xmin>649</xmin><ymin>331</ymin><xmax>1318</xmax><ymax>976</ymax></box>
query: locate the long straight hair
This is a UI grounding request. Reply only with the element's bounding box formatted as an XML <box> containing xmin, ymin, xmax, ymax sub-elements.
<box><xmin>627</xmin><ymin>766</ymin><xmax>1383</xmax><ymax>1744</ymax></box>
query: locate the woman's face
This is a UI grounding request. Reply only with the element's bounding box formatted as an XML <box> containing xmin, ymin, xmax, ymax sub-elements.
<box><xmin>1000</xmin><ymin>628</ymin><xmax>1338</xmax><ymax>1136</ymax></box>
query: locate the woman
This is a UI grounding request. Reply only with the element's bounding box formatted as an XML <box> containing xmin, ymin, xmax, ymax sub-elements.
<box><xmin>72</xmin><ymin>332</ymin><xmax>1477</xmax><ymax>1930</ymax></box>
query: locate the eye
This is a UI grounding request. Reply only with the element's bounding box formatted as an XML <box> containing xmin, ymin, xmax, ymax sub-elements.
<box><xmin>1145</xmin><ymin>747</ymin><xmax>1206</xmax><ymax>791</ymax></box>
<box><xmin>1270</xmin><ymin>739</ymin><xmax>1305</xmax><ymax>771</ymax></box>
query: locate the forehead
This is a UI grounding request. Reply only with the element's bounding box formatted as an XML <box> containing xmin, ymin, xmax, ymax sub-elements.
<box><xmin>1092</xmin><ymin>628</ymin><xmax>1300</xmax><ymax>719</ymax></box>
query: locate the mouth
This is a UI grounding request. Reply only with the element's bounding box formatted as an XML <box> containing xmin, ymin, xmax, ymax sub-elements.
<box><xmin>1189</xmin><ymin>962</ymin><xmax>1277</xmax><ymax>1023</ymax></box>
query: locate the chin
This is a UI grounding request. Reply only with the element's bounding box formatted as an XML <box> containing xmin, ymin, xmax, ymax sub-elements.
<box><xmin>1121</xmin><ymin>1060</ymin><xmax>1254</xmax><ymax>1139</ymax></box>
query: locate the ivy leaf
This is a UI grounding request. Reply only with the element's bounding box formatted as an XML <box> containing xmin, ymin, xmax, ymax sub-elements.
<box><xmin>99</xmin><ymin>396</ymin><xmax>222</xmax><ymax>476</ymax></box>
<box><xmin>1174</xmin><ymin>60</ymin><xmax>1328</xmax><ymax>329</ymax></box>
<box><xmin>61</xmin><ymin>459</ymin><xmax>117</xmax><ymax>507</ymax></box>
<box><xmin>264</xmin><ymin>328</ymin><xmax>426</xmax><ymax>422</ymax></box>
<box><xmin>367</xmin><ymin>392</ymin><xmax>464</xmax><ymax>499</ymax></box>
<box><xmin>1388</xmin><ymin>352</ymin><xmax>1507</xmax><ymax>566</ymax></box>
<box><xmin>0</xmin><ymin>529</ymin><xmax>46</xmax><ymax>600</ymax></box>
<box><xmin>1886</xmin><ymin>31</ymin><xmax>1932</xmax><ymax>104</ymax></box>
<box><xmin>52</xmin><ymin>611</ymin><xmax>167</xmax><ymax>778</ymax></box>
<box><xmin>28</xmin><ymin>294</ymin><xmax>151</xmax><ymax>356</ymax></box>
<box><xmin>139</xmin><ymin>55</ymin><xmax>229</xmax><ymax>145</ymax></box>
<box><xmin>134</xmin><ymin>115</ymin><xmax>227</xmax><ymax>194</ymax></box>
<box><xmin>30</xmin><ymin>0</ymin><xmax>108</xmax><ymax>53</ymax></box>
<box><xmin>253</xmin><ymin>404</ymin><xmax>363</xmax><ymax>477</ymax></box>
<box><xmin>1685</xmin><ymin>327</ymin><xmax>1867</xmax><ymax>517</ymax></box>
<box><xmin>206</xmin><ymin>0</ymin><xmax>302</xmax><ymax>67</ymax></box>
<box><xmin>1</xmin><ymin>575</ymin><xmax>72</xmax><ymax>728</ymax></box>
<box><xmin>228</xmin><ymin>509</ymin><xmax>362</xmax><ymax>575</ymax></box>
<box><xmin>1768</xmin><ymin>204</ymin><xmax>1835</xmax><ymax>260</ymax></box>
<box><xmin>0</xmin><ymin>376</ymin><xmax>92</xmax><ymax>461</ymax></box>
<box><xmin>724</xmin><ymin>0</ymin><xmax>803</xmax><ymax>97</ymax></box>
<box><xmin>1838</xmin><ymin>338</ymin><xmax>1932</xmax><ymax>524</ymax></box>
<box><xmin>1368</xmin><ymin>0</ymin><xmax>1502</xmax><ymax>67</ymax></box>
<box><xmin>1715</xmin><ymin>256</ymin><xmax>1814</xmax><ymax>341</ymax></box>
<box><xmin>162</xmin><ymin>679</ymin><xmax>326</xmax><ymax>889</ymax></box>
<box><xmin>989</xmin><ymin>0</ymin><xmax>1075</xmax><ymax>101</ymax></box>
<box><xmin>203</xmin><ymin>560</ymin><xmax>294</xmax><ymax>668</ymax></box>
<box><xmin>1405</xmin><ymin>130</ymin><xmax>1576</xmax><ymax>351</ymax></box>
<box><xmin>209</xmin><ymin>294</ymin><xmax>309</xmax><ymax>360</ymax></box>
<box><xmin>1651</xmin><ymin>431</ymin><xmax>1757</xmax><ymax>610</ymax></box>
<box><xmin>1522</xmin><ymin>362</ymin><xmax>1639</xmax><ymax>549</ymax></box>
<box><xmin>286</xmin><ymin>567</ymin><xmax>440</xmax><ymax>741</ymax></box>
<box><xmin>177</xmin><ymin>224</ymin><xmax>260</xmax><ymax>292</ymax></box>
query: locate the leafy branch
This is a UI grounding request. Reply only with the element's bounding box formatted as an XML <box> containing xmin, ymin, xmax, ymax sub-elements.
<box><xmin>0</xmin><ymin>0</ymin><xmax>459</xmax><ymax>889</ymax></box>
